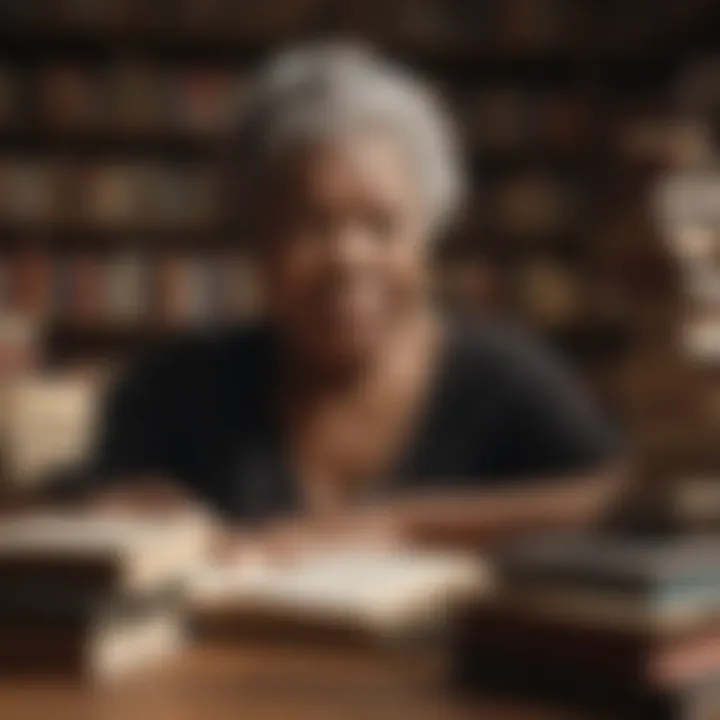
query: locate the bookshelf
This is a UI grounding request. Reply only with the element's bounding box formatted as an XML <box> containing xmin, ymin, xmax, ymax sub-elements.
<box><xmin>0</xmin><ymin>0</ymin><xmax>715</xmax><ymax>378</ymax></box>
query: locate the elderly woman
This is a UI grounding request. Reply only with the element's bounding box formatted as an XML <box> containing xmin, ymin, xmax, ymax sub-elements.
<box><xmin>92</xmin><ymin>45</ymin><xmax>620</xmax><ymax>548</ymax></box>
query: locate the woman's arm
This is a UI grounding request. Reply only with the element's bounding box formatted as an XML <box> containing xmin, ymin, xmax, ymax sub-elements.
<box><xmin>207</xmin><ymin>465</ymin><xmax>627</xmax><ymax>559</ymax></box>
<box><xmin>391</xmin><ymin>464</ymin><xmax>627</xmax><ymax>549</ymax></box>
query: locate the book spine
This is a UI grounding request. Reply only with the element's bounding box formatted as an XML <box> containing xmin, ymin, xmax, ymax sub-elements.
<box><xmin>6</xmin><ymin>251</ymin><xmax>53</xmax><ymax>318</ymax></box>
<box><xmin>67</xmin><ymin>254</ymin><xmax>105</xmax><ymax>324</ymax></box>
<box><xmin>501</xmin><ymin>566</ymin><xmax>658</xmax><ymax>596</ymax></box>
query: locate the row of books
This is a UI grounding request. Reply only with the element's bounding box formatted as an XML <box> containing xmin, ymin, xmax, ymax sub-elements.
<box><xmin>437</xmin><ymin>257</ymin><xmax>594</xmax><ymax>329</ymax></box>
<box><xmin>0</xmin><ymin>0</ymin><xmax>315</xmax><ymax>33</ymax></box>
<box><xmin>0</xmin><ymin>61</ymin><xmax>595</xmax><ymax>155</ymax></box>
<box><xmin>1</xmin><ymin>249</ymin><xmax>606</xmax><ymax>330</ymax></box>
<box><xmin>0</xmin><ymin>252</ymin><xmax>263</xmax><ymax>324</ymax></box>
<box><xmin>0</xmin><ymin>158</ymin><xmax>581</xmax><ymax>235</ymax></box>
<box><xmin>0</xmin><ymin>63</ymin><xmax>247</xmax><ymax>135</ymax></box>
<box><xmin>0</xmin><ymin>160</ymin><xmax>216</xmax><ymax>226</ymax></box>
<box><xmin>358</xmin><ymin>1</ymin><xmax>703</xmax><ymax>52</ymax></box>
<box><xmin>358</xmin><ymin>0</ymin><xmax>573</xmax><ymax>49</ymax></box>
<box><xmin>486</xmin><ymin>172</ymin><xmax>576</xmax><ymax>236</ymax></box>
<box><xmin>3</xmin><ymin>245</ymin><xmax>653</xmax><ymax>336</ymax></box>
<box><xmin>0</xmin><ymin>0</ymin><xmax>324</xmax><ymax>33</ymax></box>
<box><xmin>460</xmin><ymin>86</ymin><xmax>587</xmax><ymax>154</ymax></box>
<box><xmin>0</xmin><ymin>0</ymin><xmax>697</xmax><ymax>51</ymax></box>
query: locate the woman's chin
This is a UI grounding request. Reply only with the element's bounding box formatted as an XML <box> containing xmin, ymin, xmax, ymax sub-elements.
<box><xmin>304</xmin><ymin>326</ymin><xmax>387</xmax><ymax>373</ymax></box>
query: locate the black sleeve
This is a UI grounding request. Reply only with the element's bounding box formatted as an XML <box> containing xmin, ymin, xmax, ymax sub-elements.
<box><xmin>90</xmin><ymin>351</ymin><xmax>184</xmax><ymax>485</ymax></box>
<box><xmin>494</xmin><ymin>335</ymin><xmax>618</xmax><ymax>479</ymax></box>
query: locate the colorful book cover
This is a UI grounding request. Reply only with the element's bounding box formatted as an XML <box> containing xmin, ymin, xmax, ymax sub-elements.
<box><xmin>4</xmin><ymin>161</ymin><xmax>56</xmax><ymax>224</ymax></box>
<box><xmin>85</xmin><ymin>164</ymin><xmax>141</xmax><ymax>226</ymax></box>
<box><xmin>6</xmin><ymin>251</ymin><xmax>54</xmax><ymax>318</ymax></box>
<box><xmin>105</xmin><ymin>252</ymin><xmax>150</xmax><ymax>323</ymax></box>
<box><xmin>111</xmin><ymin>61</ymin><xmax>166</xmax><ymax>132</ymax></box>
<box><xmin>66</xmin><ymin>254</ymin><xmax>105</xmax><ymax>324</ymax></box>
<box><xmin>40</xmin><ymin>64</ymin><xmax>103</xmax><ymax>130</ymax></box>
<box><xmin>171</xmin><ymin>68</ymin><xmax>235</xmax><ymax>135</ymax></box>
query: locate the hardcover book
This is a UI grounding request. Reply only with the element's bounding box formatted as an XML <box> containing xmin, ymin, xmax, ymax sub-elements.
<box><xmin>0</xmin><ymin>513</ymin><xmax>211</xmax><ymax>594</ymax></box>
<box><xmin>0</xmin><ymin>608</ymin><xmax>185</xmax><ymax>680</ymax></box>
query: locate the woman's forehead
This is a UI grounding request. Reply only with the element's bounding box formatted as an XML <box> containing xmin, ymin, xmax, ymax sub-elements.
<box><xmin>273</xmin><ymin>131</ymin><xmax>422</xmax><ymax>207</ymax></box>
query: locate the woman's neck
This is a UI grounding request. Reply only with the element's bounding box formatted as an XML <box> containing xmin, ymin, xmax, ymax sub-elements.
<box><xmin>278</xmin><ymin>307</ymin><xmax>446</xmax><ymax>514</ymax></box>
<box><xmin>280</xmin><ymin>308</ymin><xmax>442</xmax><ymax>400</ymax></box>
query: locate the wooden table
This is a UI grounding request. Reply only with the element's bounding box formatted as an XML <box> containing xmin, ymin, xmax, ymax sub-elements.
<box><xmin>0</xmin><ymin>641</ymin><xmax>580</xmax><ymax>720</ymax></box>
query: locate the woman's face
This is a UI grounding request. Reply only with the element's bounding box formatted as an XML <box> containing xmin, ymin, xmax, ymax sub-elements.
<box><xmin>256</xmin><ymin>130</ymin><xmax>432</xmax><ymax>369</ymax></box>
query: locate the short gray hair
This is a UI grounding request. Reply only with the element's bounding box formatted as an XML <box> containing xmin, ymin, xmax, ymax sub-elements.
<box><xmin>231</xmin><ymin>43</ymin><xmax>464</xmax><ymax>232</ymax></box>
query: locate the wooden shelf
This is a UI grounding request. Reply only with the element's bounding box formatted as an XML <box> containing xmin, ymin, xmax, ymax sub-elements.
<box><xmin>546</xmin><ymin>322</ymin><xmax>635</xmax><ymax>364</ymax></box>
<box><xmin>0</xmin><ymin>26</ymin><xmax>705</xmax><ymax>86</ymax></box>
<box><xmin>43</xmin><ymin>319</ymin><xmax>194</xmax><ymax>364</ymax></box>
<box><xmin>0</xmin><ymin>128</ymin><xmax>217</xmax><ymax>160</ymax></box>
<box><xmin>0</xmin><ymin>128</ymin><xmax>597</xmax><ymax>168</ymax></box>
<box><xmin>0</xmin><ymin>222</ymin><xmax>236</xmax><ymax>250</ymax></box>
<box><xmin>0</xmin><ymin>222</ymin><xmax>596</xmax><ymax>254</ymax></box>
<box><xmin>0</xmin><ymin>219</ymin><xmax>602</xmax><ymax>253</ymax></box>
<box><xmin>0</xmin><ymin>26</ymin><xmax>274</xmax><ymax>63</ymax></box>
<box><xmin>47</xmin><ymin>319</ymin><xmax>183</xmax><ymax>339</ymax></box>
<box><xmin>41</xmin><ymin>317</ymin><xmax>634</xmax><ymax>366</ymax></box>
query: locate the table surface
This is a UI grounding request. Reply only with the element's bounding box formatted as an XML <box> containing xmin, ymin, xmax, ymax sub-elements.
<box><xmin>0</xmin><ymin>641</ymin><xmax>584</xmax><ymax>720</ymax></box>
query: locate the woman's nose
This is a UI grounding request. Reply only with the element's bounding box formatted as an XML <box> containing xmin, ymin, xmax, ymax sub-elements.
<box><xmin>324</xmin><ymin>224</ymin><xmax>377</xmax><ymax>268</ymax></box>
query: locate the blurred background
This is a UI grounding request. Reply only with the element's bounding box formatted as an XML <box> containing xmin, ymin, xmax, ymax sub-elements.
<box><xmin>0</xmin><ymin>0</ymin><xmax>718</xmax><ymax>511</ymax></box>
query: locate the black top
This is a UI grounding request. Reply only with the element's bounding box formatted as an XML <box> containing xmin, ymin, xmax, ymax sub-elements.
<box><xmin>93</xmin><ymin>319</ymin><xmax>617</xmax><ymax>521</ymax></box>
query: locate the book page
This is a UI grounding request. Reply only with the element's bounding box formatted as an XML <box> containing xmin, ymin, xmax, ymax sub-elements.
<box><xmin>192</xmin><ymin>549</ymin><xmax>488</xmax><ymax>624</ymax></box>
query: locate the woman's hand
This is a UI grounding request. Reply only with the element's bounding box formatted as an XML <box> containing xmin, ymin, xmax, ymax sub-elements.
<box><xmin>212</xmin><ymin>505</ymin><xmax>407</xmax><ymax>566</ymax></box>
<box><xmin>84</xmin><ymin>478</ymin><xmax>195</xmax><ymax>513</ymax></box>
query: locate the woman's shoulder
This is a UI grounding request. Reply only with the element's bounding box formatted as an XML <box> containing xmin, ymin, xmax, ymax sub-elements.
<box><xmin>447</xmin><ymin>315</ymin><xmax>566</xmax><ymax>385</ymax></box>
<box><xmin>116</xmin><ymin>322</ymin><xmax>274</xmax><ymax>395</ymax></box>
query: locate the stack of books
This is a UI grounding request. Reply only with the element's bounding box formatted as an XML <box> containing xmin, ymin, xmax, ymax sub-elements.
<box><xmin>0</xmin><ymin>513</ymin><xmax>210</xmax><ymax>680</ymax></box>
<box><xmin>457</xmin><ymin>532</ymin><xmax>720</xmax><ymax>717</ymax></box>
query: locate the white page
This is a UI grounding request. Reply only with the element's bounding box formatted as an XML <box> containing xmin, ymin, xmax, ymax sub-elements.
<box><xmin>192</xmin><ymin>549</ymin><xmax>488</xmax><ymax>625</ymax></box>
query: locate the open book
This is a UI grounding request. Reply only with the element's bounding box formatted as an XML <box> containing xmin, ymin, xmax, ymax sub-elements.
<box><xmin>191</xmin><ymin>549</ymin><xmax>489</xmax><ymax>641</ymax></box>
